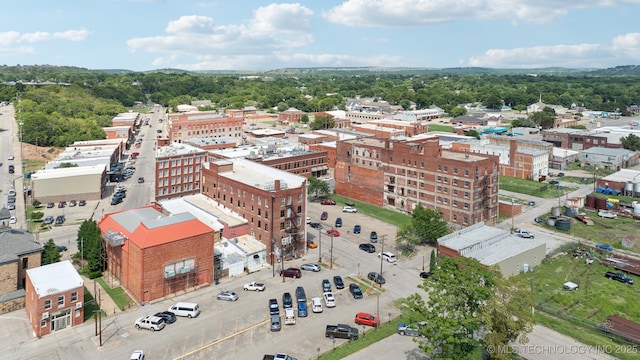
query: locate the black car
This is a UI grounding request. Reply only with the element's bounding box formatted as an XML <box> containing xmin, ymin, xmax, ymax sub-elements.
<box><xmin>359</xmin><ymin>243</ymin><xmax>376</xmax><ymax>253</ymax></box>
<box><xmin>282</xmin><ymin>292</ymin><xmax>293</xmax><ymax>309</ymax></box>
<box><xmin>78</xmin><ymin>200</ymin><xmax>86</xmax><ymax>206</ymax></box>
<box><xmin>8</xmin><ymin>165</ymin><xmax>14</xmax><ymax>174</ymax></box>
<box><xmin>333</xmin><ymin>275</ymin><xmax>345</xmax><ymax>290</ymax></box>
<box><xmin>55</xmin><ymin>215</ymin><xmax>65</xmax><ymax>225</ymax></box>
<box><xmin>419</xmin><ymin>271</ymin><xmax>433</xmax><ymax>279</ymax></box>
<box><xmin>295</xmin><ymin>286</ymin><xmax>306</xmax><ymax>303</ymax></box>
<box><xmin>549</xmin><ymin>180</ymin><xmax>559</xmax><ymax>185</ymax></box>
<box><xmin>46</xmin><ymin>202</ymin><xmax>55</xmax><ymax>208</ymax></box>
<box><xmin>309</xmin><ymin>222</ymin><xmax>322</xmax><ymax>229</ymax></box>
<box><xmin>154</xmin><ymin>311</ymin><xmax>177</xmax><ymax>324</ymax></box>
<box><xmin>269</xmin><ymin>299</ymin><xmax>279</xmax><ymax>315</ymax></box>
<box><xmin>111</xmin><ymin>197</ymin><xmax>123</xmax><ymax>205</ymax></box>
<box><xmin>349</xmin><ymin>284</ymin><xmax>363</xmax><ymax>299</ymax></box>
<box><xmin>56</xmin><ymin>245</ymin><xmax>68</xmax><ymax>252</ymax></box>
<box><xmin>368</xmin><ymin>272</ymin><xmax>386</xmax><ymax>285</ymax></box>
<box><xmin>322</xmin><ymin>279</ymin><xmax>331</xmax><ymax>293</ymax></box>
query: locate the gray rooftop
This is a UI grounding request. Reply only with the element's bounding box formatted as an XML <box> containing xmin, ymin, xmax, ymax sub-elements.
<box><xmin>0</xmin><ymin>229</ymin><xmax>42</xmax><ymax>265</ymax></box>
<box><xmin>214</xmin><ymin>158</ymin><xmax>306</xmax><ymax>191</ymax></box>
<box><xmin>438</xmin><ymin>223</ymin><xmax>508</xmax><ymax>253</ymax></box>
<box><xmin>114</xmin><ymin>207</ymin><xmax>196</xmax><ymax>233</ymax></box>
<box><xmin>469</xmin><ymin>237</ymin><xmax>546</xmax><ymax>266</ymax></box>
<box><xmin>581</xmin><ymin>147</ymin><xmax>635</xmax><ymax>157</ymax></box>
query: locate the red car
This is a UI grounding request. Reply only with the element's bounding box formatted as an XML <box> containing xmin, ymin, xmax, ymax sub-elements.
<box><xmin>355</xmin><ymin>312</ymin><xmax>380</xmax><ymax>327</ymax></box>
<box><xmin>321</xmin><ymin>199</ymin><xmax>336</xmax><ymax>205</ymax></box>
<box><xmin>326</xmin><ymin>229</ymin><xmax>340</xmax><ymax>237</ymax></box>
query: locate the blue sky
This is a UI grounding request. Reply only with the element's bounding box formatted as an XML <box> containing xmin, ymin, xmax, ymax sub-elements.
<box><xmin>1</xmin><ymin>0</ymin><xmax>640</xmax><ymax>71</ymax></box>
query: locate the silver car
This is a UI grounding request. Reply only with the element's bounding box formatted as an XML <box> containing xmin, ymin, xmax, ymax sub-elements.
<box><xmin>216</xmin><ymin>291</ymin><xmax>239</xmax><ymax>302</ymax></box>
<box><xmin>300</xmin><ymin>263</ymin><xmax>321</xmax><ymax>272</ymax></box>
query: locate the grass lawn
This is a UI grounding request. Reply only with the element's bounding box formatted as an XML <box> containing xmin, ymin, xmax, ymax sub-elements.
<box><xmin>499</xmin><ymin>176</ymin><xmax>576</xmax><ymax>198</ymax></box>
<box><xmin>530</xmin><ymin>251</ymin><xmax>640</xmax><ymax>324</ymax></box>
<box><xmin>96</xmin><ymin>277</ymin><xmax>136</xmax><ymax>311</ymax></box>
<box><xmin>426</xmin><ymin>124</ymin><xmax>453</xmax><ymax>133</ymax></box>
<box><xmin>328</xmin><ymin>195</ymin><xmax>411</xmax><ymax>228</ymax></box>
<box><xmin>527</xmin><ymin>248</ymin><xmax>640</xmax><ymax>359</ymax></box>
<box><xmin>318</xmin><ymin>319</ymin><xmax>400</xmax><ymax>360</ymax></box>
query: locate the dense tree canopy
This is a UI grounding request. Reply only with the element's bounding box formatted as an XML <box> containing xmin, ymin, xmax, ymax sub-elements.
<box><xmin>307</xmin><ymin>176</ymin><xmax>330</xmax><ymax>198</ymax></box>
<box><xmin>77</xmin><ymin>219</ymin><xmax>104</xmax><ymax>278</ymax></box>
<box><xmin>42</xmin><ymin>239</ymin><xmax>61</xmax><ymax>265</ymax></box>
<box><xmin>396</xmin><ymin>205</ymin><xmax>448</xmax><ymax>250</ymax></box>
<box><xmin>621</xmin><ymin>133</ymin><xmax>640</xmax><ymax>151</ymax></box>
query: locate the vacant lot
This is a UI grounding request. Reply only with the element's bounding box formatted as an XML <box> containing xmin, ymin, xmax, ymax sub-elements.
<box><xmin>499</xmin><ymin>176</ymin><xmax>577</xmax><ymax>198</ymax></box>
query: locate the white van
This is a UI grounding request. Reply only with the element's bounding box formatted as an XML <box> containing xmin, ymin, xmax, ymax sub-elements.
<box><xmin>284</xmin><ymin>308</ymin><xmax>296</xmax><ymax>325</ymax></box>
<box><xmin>311</xmin><ymin>297</ymin><xmax>323</xmax><ymax>313</ymax></box>
<box><xmin>169</xmin><ymin>302</ymin><xmax>200</xmax><ymax>318</ymax></box>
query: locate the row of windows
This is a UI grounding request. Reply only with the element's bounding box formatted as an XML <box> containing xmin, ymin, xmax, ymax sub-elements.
<box><xmin>217</xmin><ymin>185</ymin><xmax>302</xmax><ymax>206</ymax></box>
<box><xmin>157</xmin><ymin>183</ymin><xmax>198</xmax><ymax>195</ymax></box>
<box><xmin>157</xmin><ymin>157</ymin><xmax>204</xmax><ymax>169</ymax></box>
<box><xmin>437</xmin><ymin>164</ymin><xmax>473</xmax><ymax>176</ymax></box>
<box><xmin>186</xmin><ymin>130</ymin><xmax>242</xmax><ymax>136</ymax></box>
<box><xmin>157</xmin><ymin>166</ymin><xmax>200</xmax><ymax>177</ymax></box>
<box><xmin>156</xmin><ymin>176</ymin><xmax>197</xmax><ymax>185</ymax></box>
<box><xmin>44</xmin><ymin>292</ymin><xmax>78</xmax><ymax>310</ymax></box>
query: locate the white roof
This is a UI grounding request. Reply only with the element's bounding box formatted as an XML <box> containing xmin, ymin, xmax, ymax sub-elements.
<box><xmin>27</xmin><ymin>260</ymin><xmax>83</xmax><ymax>298</ymax></box>
<box><xmin>158</xmin><ymin>194</ymin><xmax>239</xmax><ymax>230</ymax></box>
<box><xmin>601</xmin><ymin>169</ymin><xmax>640</xmax><ymax>183</ymax></box>
<box><xmin>32</xmin><ymin>164</ymin><xmax>106</xmax><ymax>180</ymax></box>
<box><xmin>156</xmin><ymin>142</ymin><xmax>207</xmax><ymax>158</ymax></box>
<box><xmin>215</xmin><ymin>158</ymin><xmax>306</xmax><ymax>190</ymax></box>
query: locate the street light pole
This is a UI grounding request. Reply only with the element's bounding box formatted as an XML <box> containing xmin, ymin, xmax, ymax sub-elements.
<box><xmin>511</xmin><ymin>198</ymin><xmax>515</xmax><ymax>231</ymax></box>
<box><xmin>318</xmin><ymin>227</ymin><xmax>322</xmax><ymax>263</ymax></box>
<box><xmin>330</xmin><ymin>227</ymin><xmax>334</xmax><ymax>270</ymax></box>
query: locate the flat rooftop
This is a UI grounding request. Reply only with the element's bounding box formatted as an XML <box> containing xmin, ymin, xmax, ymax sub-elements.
<box><xmin>601</xmin><ymin>169</ymin><xmax>640</xmax><ymax>183</ymax></box>
<box><xmin>156</xmin><ymin>142</ymin><xmax>207</xmax><ymax>158</ymax></box>
<box><xmin>215</xmin><ymin>158</ymin><xmax>306</xmax><ymax>191</ymax></box>
<box><xmin>32</xmin><ymin>164</ymin><xmax>106</xmax><ymax>180</ymax></box>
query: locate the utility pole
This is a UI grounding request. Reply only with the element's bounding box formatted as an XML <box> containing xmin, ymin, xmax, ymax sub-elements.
<box><xmin>330</xmin><ymin>227</ymin><xmax>334</xmax><ymax>270</ymax></box>
<box><xmin>378</xmin><ymin>234</ymin><xmax>387</xmax><ymax>289</ymax></box>
<box><xmin>318</xmin><ymin>228</ymin><xmax>322</xmax><ymax>263</ymax></box>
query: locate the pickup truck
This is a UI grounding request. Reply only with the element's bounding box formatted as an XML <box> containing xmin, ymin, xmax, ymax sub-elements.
<box><xmin>515</xmin><ymin>230</ymin><xmax>534</xmax><ymax>238</ymax></box>
<box><xmin>605</xmin><ymin>271</ymin><xmax>634</xmax><ymax>284</ymax></box>
<box><xmin>263</xmin><ymin>354</ymin><xmax>297</xmax><ymax>360</ymax></box>
<box><xmin>325</xmin><ymin>324</ymin><xmax>359</xmax><ymax>340</ymax></box>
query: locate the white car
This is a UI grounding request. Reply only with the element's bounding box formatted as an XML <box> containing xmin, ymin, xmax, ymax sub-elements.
<box><xmin>306</xmin><ymin>216</ymin><xmax>311</xmax><ymax>224</ymax></box>
<box><xmin>130</xmin><ymin>350</ymin><xmax>145</xmax><ymax>360</ymax></box>
<box><xmin>378</xmin><ymin>251</ymin><xmax>397</xmax><ymax>263</ymax></box>
<box><xmin>311</xmin><ymin>297</ymin><xmax>323</xmax><ymax>313</ymax></box>
<box><xmin>342</xmin><ymin>206</ymin><xmax>357</xmax><ymax>213</ymax></box>
<box><xmin>515</xmin><ymin>230</ymin><xmax>534</xmax><ymax>238</ymax></box>
<box><xmin>9</xmin><ymin>216</ymin><xmax>17</xmax><ymax>224</ymax></box>
<box><xmin>134</xmin><ymin>315</ymin><xmax>165</xmax><ymax>331</ymax></box>
<box><xmin>8</xmin><ymin>154</ymin><xmax>14</xmax><ymax>160</ymax></box>
<box><xmin>243</xmin><ymin>281</ymin><xmax>266</xmax><ymax>291</ymax></box>
<box><xmin>323</xmin><ymin>292</ymin><xmax>336</xmax><ymax>308</ymax></box>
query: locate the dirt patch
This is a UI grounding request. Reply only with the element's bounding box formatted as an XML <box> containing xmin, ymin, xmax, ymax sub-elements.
<box><xmin>20</xmin><ymin>142</ymin><xmax>63</xmax><ymax>162</ymax></box>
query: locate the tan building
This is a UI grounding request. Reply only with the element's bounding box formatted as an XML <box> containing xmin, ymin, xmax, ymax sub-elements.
<box><xmin>168</xmin><ymin>111</ymin><xmax>244</xmax><ymax>144</ymax></box>
<box><xmin>31</xmin><ymin>164</ymin><xmax>107</xmax><ymax>203</ymax></box>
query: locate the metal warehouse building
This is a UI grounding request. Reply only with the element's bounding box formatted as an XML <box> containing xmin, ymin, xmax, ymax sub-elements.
<box><xmin>437</xmin><ymin>222</ymin><xmax>546</xmax><ymax>278</ymax></box>
<box><xmin>31</xmin><ymin>164</ymin><xmax>107</xmax><ymax>203</ymax></box>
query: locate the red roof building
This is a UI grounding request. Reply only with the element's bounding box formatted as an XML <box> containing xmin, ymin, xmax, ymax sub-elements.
<box><xmin>99</xmin><ymin>206</ymin><xmax>217</xmax><ymax>304</ymax></box>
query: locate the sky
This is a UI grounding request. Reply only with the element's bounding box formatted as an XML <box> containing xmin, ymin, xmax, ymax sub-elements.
<box><xmin>1</xmin><ymin>0</ymin><xmax>640</xmax><ymax>72</ymax></box>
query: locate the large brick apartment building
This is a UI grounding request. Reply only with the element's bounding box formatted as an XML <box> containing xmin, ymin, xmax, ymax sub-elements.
<box><xmin>155</xmin><ymin>142</ymin><xmax>208</xmax><ymax>201</ymax></box>
<box><xmin>168</xmin><ymin>111</ymin><xmax>244</xmax><ymax>144</ymax></box>
<box><xmin>202</xmin><ymin>158</ymin><xmax>307</xmax><ymax>262</ymax></box>
<box><xmin>335</xmin><ymin>136</ymin><xmax>499</xmax><ymax>227</ymax></box>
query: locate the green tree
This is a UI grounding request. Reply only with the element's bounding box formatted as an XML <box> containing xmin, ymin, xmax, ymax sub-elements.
<box><xmin>395</xmin><ymin>222</ymin><xmax>421</xmax><ymax>251</ymax></box>
<box><xmin>429</xmin><ymin>249</ymin><xmax>436</xmax><ymax>271</ymax></box>
<box><xmin>300</xmin><ymin>114</ymin><xmax>309</xmax><ymax>124</ymax></box>
<box><xmin>621</xmin><ymin>133</ymin><xmax>640</xmax><ymax>151</ymax></box>
<box><xmin>42</xmin><ymin>239</ymin><xmax>61</xmax><ymax>265</ymax></box>
<box><xmin>464</xmin><ymin>129</ymin><xmax>480</xmax><ymax>139</ymax></box>
<box><xmin>401</xmin><ymin>256</ymin><xmax>494</xmax><ymax>359</ymax></box>
<box><xmin>29</xmin><ymin>211</ymin><xmax>44</xmax><ymax>222</ymax></box>
<box><xmin>449</xmin><ymin>106</ymin><xmax>467</xmax><ymax>117</ymax></box>
<box><xmin>481</xmin><ymin>273</ymin><xmax>535</xmax><ymax>360</ymax></box>
<box><xmin>529</xmin><ymin>111</ymin><xmax>555</xmax><ymax>129</ymax></box>
<box><xmin>412</xmin><ymin>205</ymin><xmax>448</xmax><ymax>245</ymax></box>
<box><xmin>310</xmin><ymin>115</ymin><xmax>334</xmax><ymax>130</ymax></box>
<box><xmin>77</xmin><ymin>219</ymin><xmax>104</xmax><ymax>277</ymax></box>
<box><xmin>307</xmin><ymin>176</ymin><xmax>330</xmax><ymax>198</ymax></box>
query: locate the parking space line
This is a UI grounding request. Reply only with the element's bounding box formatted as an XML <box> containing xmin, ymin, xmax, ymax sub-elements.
<box><xmin>173</xmin><ymin>319</ymin><xmax>269</xmax><ymax>360</ymax></box>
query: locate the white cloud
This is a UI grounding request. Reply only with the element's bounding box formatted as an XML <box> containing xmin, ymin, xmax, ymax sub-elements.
<box><xmin>467</xmin><ymin>33</ymin><xmax>640</xmax><ymax>68</ymax></box>
<box><xmin>53</xmin><ymin>29</ymin><xmax>91</xmax><ymax>42</ymax></box>
<box><xmin>323</xmin><ymin>0</ymin><xmax>640</xmax><ymax>26</ymax></box>
<box><xmin>0</xmin><ymin>31</ymin><xmax>22</xmax><ymax>46</ymax></box>
<box><xmin>127</xmin><ymin>3</ymin><xmax>314</xmax><ymax>58</ymax></box>
<box><xmin>0</xmin><ymin>29</ymin><xmax>90</xmax><ymax>47</ymax></box>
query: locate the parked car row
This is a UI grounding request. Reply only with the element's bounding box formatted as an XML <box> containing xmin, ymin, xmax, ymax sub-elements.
<box><xmin>133</xmin><ymin>302</ymin><xmax>200</xmax><ymax>332</ymax></box>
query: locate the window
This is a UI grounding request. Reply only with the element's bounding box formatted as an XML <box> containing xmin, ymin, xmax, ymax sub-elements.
<box><xmin>44</xmin><ymin>300</ymin><xmax>51</xmax><ymax>310</ymax></box>
<box><xmin>75</xmin><ymin>309</ymin><xmax>81</xmax><ymax>317</ymax></box>
<box><xmin>71</xmin><ymin>292</ymin><xmax>77</xmax><ymax>302</ymax></box>
<box><xmin>41</xmin><ymin>319</ymin><xmax>47</xmax><ymax>327</ymax></box>
<box><xmin>22</xmin><ymin>258</ymin><xmax>28</xmax><ymax>269</ymax></box>
<box><xmin>57</xmin><ymin>296</ymin><xmax>64</xmax><ymax>307</ymax></box>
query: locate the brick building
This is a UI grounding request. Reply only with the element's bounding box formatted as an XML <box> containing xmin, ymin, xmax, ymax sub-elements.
<box><xmin>155</xmin><ymin>142</ymin><xmax>208</xmax><ymax>201</ymax></box>
<box><xmin>168</xmin><ymin>111</ymin><xmax>244</xmax><ymax>144</ymax></box>
<box><xmin>99</xmin><ymin>206</ymin><xmax>216</xmax><ymax>304</ymax></box>
<box><xmin>542</xmin><ymin>128</ymin><xmax>614</xmax><ymax>150</ymax></box>
<box><xmin>308</xmin><ymin>142</ymin><xmax>337</xmax><ymax>170</ymax></box>
<box><xmin>278</xmin><ymin>107</ymin><xmax>306</xmax><ymax>124</ymax></box>
<box><xmin>334</xmin><ymin>136</ymin><xmax>499</xmax><ymax>227</ymax></box>
<box><xmin>209</xmin><ymin>142</ymin><xmax>329</xmax><ymax>178</ymax></box>
<box><xmin>201</xmin><ymin>158</ymin><xmax>307</xmax><ymax>262</ymax></box>
<box><xmin>451</xmin><ymin>137</ymin><xmax>551</xmax><ymax>181</ymax></box>
<box><xmin>25</xmin><ymin>260</ymin><xmax>83</xmax><ymax>337</ymax></box>
<box><xmin>0</xmin><ymin>227</ymin><xmax>42</xmax><ymax>314</ymax></box>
